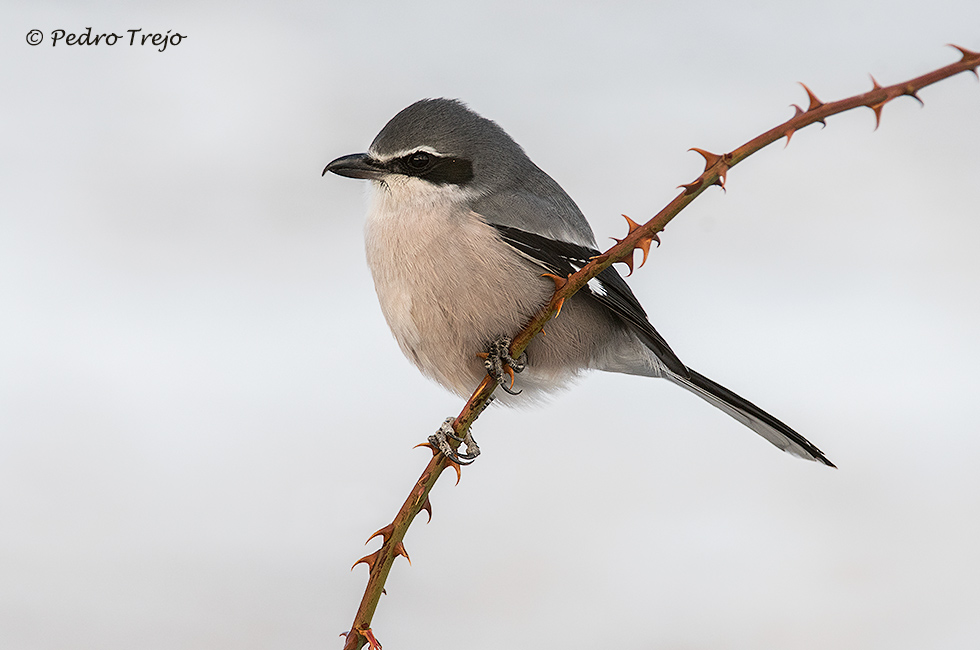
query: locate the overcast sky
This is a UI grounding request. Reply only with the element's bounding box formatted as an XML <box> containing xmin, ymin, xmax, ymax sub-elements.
<box><xmin>3</xmin><ymin>2</ymin><xmax>980</xmax><ymax>649</ymax></box>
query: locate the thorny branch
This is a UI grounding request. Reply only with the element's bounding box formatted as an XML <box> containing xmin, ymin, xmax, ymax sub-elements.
<box><xmin>341</xmin><ymin>45</ymin><xmax>980</xmax><ymax>650</ymax></box>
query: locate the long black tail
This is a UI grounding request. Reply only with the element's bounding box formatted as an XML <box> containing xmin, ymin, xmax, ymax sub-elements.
<box><xmin>666</xmin><ymin>367</ymin><xmax>835</xmax><ymax>467</ymax></box>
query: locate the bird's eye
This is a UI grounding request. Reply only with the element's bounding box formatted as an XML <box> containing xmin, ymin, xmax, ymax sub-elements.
<box><xmin>407</xmin><ymin>151</ymin><xmax>432</xmax><ymax>170</ymax></box>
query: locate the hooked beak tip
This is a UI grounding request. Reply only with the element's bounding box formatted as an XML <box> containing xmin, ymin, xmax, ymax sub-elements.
<box><xmin>323</xmin><ymin>153</ymin><xmax>385</xmax><ymax>180</ymax></box>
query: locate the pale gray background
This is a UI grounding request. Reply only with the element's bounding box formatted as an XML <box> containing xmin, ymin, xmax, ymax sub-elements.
<box><xmin>3</xmin><ymin>2</ymin><xmax>979</xmax><ymax>649</ymax></box>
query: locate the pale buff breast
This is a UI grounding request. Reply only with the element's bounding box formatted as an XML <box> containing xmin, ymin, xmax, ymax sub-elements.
<box><xmin>362</xmin><ymin>176</ymin><xmax>648</xmax><ymax>400</ymax></box>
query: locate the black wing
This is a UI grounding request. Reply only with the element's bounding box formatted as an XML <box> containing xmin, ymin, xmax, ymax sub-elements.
<box><xmin>492</xmin><ymin>224</ymin><xmax>688</xmax><ymax>378</ymax></box>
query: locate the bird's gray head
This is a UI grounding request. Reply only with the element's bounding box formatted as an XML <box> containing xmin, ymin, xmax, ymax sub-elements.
<box><xmin>323</xmin><ymin>98</ymin><xmax>531</xmax><ymax>192</ymax></box>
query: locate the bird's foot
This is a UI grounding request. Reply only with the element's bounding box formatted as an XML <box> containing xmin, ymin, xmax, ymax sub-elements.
<box><xmin>428</xmin><ymin>417</ymin><xmax>481</xmax><ymax>465</ymax></box>
<box><xmin>482</xmin><ymin>336</ymin><xmax>527</xmax><ymax>395</ymax></box>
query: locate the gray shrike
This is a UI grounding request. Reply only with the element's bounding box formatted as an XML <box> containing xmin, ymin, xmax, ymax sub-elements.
<box><xmin>324</xmin><ymin>98</ymin><xmax>833</xmax><ymax>468</ymax></box>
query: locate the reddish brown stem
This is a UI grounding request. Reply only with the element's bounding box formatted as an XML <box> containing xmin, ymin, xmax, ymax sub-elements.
<box><xmin>340</xmin><ymin>45</ymin><xmax>979</xmax><ymax>649</ymax></box>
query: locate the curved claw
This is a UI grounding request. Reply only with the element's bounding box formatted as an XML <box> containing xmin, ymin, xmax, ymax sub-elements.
<box><xmin>447</xmin><ymin>451</ymin><xmax>477</xmax><ymax>466</ymax></box>
<box><xmin>483</xmin><ymin>336</ymin><xmax>526</xmax><ymax>394</ymax></box>
<box><xmin>429</xmin><ymin>432</ymin><xmax>477</xmax><ymax>466</ymax></box>
<box><xmin>443</xmin><ymin>428</ymin><xmax>467</xmax><ymax>444</ymax></box>
<box><xmin>428</xmin><ymin>417</ymin><xmax>481</xmax><ymax>466</ymax></box>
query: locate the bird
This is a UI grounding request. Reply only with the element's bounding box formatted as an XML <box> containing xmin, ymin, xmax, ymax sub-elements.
<box><xmin>323</xmin><ymin>98</ymin><xmax>833</xmax><ymax>468</ymax></box>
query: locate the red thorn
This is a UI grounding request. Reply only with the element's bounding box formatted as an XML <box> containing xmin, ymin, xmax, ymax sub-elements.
<box><xmin>366</xmin><ymin>523</ymin><xmax>394</xmax><ymax>546</ymax></box>
<box><xmin>622</xmin><ymin>213</ymin><xmax>643</xmax><ymax>234</ymax></box>
<box><xmin>715</xmin><ymin>165</ymin><xmax>728</xmax><ymax>191</ymax></box>
<box><xmin>948</xmin><ymin>44</ymin><xmax>980</xmax><ymax>80</ymax></box>
<box><xmin>903</xmin><ymin>84</ymin><xmax>924</xmax><ymax>106</ymax></box>
<box><xmin>678</xmin><ymin>179</ymin><xmax>703</xmax><ymax>195</ymax></box>
<box><xmin>541</xmin><ymin>272</ymin><xmax>567</xmax><ymax>290</ymax></box>
<box><xmin>689</xmin><ymin>149</ymin><xmax>730</xmax><ymax>190</ymax></box>
<box><xmin>352</xmin><ymin>550</ymin><xmax>381</xmax><ymax>572</ymax></box>
<box><xmin>798</xmin><ymin>83</ymin><xmax>827</xmax><ymax>127</ymax></box>
<box><xmin>394</xmin><ymin>541</ymin><xmax>411</xmax><ymax>565</ymax></box>
<box><xmin>613</xmin><ymin>214</ymin><xmax>660</xmax><ymax>273</ymax></box>
<box><xmin>357</xmin><ymin>627</ymin><xmax>383</xmax><ymax>650</ymax></box>
<box><xmin>541</xmin><ymin>273</ymin><xmax>568</xmax><ymax>314</ymax></box>
<box><xmin>503</xmin><ymin>364</ymin><xmax>516</xmax><ymax>389</ymax></box>
<box><xmin>445</xmin><ymin>458</ymin><xmax>461</xmax><ymax>485</ymax></box>
<box><xmin>785</xmin><ymin>104</ymin><xmax>806</xmax><ymax>147</ymax></box>
<box><xmin>948</xmin><ymin>43</ymin><xmax>980</xmax><ymax>60</ymax></box>
<box><xmin>413</xmin><ymin>441</ymin><xmax>438</xmax><ymax>456</ymax></box>
<box><xmin>610</xmin><ymin>237</ymin><xmax>635</xmax><ymax>276</ymax></box>
<box><xmin>868</xmin><ymin>100</ymin><xmax>886</xmax><ymax>131</ymax></box>
<box><xmin>553</xmin><ymin>295</ymin><xmax>566</xmax><ymax>317</ymax></box>
<box><xmin>421</xmin><ymin>495</ymin><xmax>432</xmax><ymax>523</ymax></box>
<box><xmin>799</xmin><ymin>82</ymin><xmax>824</xmax><ymax>111</ymax></box>
<box><xmin>689</xmin><ymin>147</ymin><xmax>724</xmax><ymax>171</ymax></box>
<box><xmin>634</xmin><ymin>235</ymin><xmax>657</xmax><ymax>268</ymax></box>
<box><xmin>865</xmin><ymin>74</ymin><xmax>890</xmax><ymax>130</ymax></box>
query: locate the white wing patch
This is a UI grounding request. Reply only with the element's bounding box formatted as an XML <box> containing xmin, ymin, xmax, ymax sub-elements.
<box><xmin>587</xmin><ymin>277</ymin><xmax>608</xmax><ymax>297</ymax></box>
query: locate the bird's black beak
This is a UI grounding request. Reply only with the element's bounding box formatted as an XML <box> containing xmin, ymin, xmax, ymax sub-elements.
<box><xmin>322</xmin><ymin>153</ymin><xmax>386</xmax><ymax>180</ymax></box>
